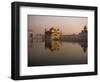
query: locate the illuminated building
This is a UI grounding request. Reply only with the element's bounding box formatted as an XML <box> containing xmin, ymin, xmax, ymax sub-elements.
<box><xmin>45</xmin><ymin>27</ymin><xmax>60</xmax><ymax>40</ymax></box>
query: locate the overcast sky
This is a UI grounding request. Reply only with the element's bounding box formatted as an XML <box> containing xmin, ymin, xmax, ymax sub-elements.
<box><xmin>28</xmin><ymin>15</ymin><xmax>87</xmax><ymax>35</ymax></box>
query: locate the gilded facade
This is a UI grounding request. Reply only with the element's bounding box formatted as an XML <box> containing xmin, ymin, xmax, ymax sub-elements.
<box><xmin>45</xmin><ymin>27</ymin><xmax>60</xmax><ymax>40</ymax></box>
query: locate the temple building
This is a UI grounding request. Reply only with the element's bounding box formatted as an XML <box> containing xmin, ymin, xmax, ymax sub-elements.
<box><xmin>78</xmin><ymin>26</ymin><xmax>88</xmax><ymax>41</ymax></box>
<box><xmin>45</xmin><ymin>27</ymin><xmax>60</xmax><ymax>40</ymax></box>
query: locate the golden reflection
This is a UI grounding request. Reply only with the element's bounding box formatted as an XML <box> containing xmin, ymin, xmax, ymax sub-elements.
<box><xmin>45</xmin><ymin>40</ymin><xmax>60</xmax><ymax>52</ymax></box>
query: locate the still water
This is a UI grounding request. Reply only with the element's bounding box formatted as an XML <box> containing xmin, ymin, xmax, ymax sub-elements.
<box><xmin>28</xmin><ymin>39</ymin><xmax>87</xmax><ymax>67</ymax></box>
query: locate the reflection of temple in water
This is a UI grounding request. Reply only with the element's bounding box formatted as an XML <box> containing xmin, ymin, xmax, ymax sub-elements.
<box><xmin>45</xmin><ymin>40</ymin><xmax>60</xmax><ymax>52</ymax></box>
<box><xmin>45</xmin><ymin>40</ymin><xmax>87</xmax><ymax>53</ymax></box>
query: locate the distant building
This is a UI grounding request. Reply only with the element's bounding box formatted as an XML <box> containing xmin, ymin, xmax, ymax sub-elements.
<box><xmin>28</xmin><ymin>29</ymin><xmax>44</xmax><ymax>41</ymax></box>
<box><xmin>60</xmin><ymin>26</ymin><xmax>87</xmax><ymax>41</ymax></box>
<box><xmin>28</xmin><ymin>29</ymin><xmax>34</xmax><ymax>39</ymax></box>
<box><xmin>78</xmin><ymin>26</ymin><xmax>87</xmax><ymax>41</ymax></box>
<box><xmin>60</xmin><ymin>34</ymin><xmax>78</xmax><ymax>41</ymax></box>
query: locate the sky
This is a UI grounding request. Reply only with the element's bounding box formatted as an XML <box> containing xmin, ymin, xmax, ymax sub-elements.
<box><xmin>28</xmin><ymin>15</ymin><xmax>87</xmax><ymax>35</ymax></box>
